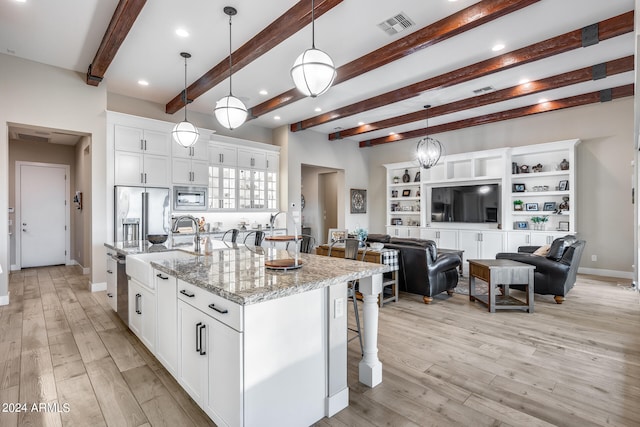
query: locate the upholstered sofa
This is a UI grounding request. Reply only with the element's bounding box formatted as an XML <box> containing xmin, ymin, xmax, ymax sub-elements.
<box><xmin>367</xmin><ymin>234</ymin><xmax>461</xmax><ymax>304</ymax></box>
<box><xmin>495</xmin><ymin>235</ymin><xmax>586</xmax><ymax>303</ymax></box>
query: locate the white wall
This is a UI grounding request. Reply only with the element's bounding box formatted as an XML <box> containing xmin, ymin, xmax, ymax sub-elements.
<box><xmin>367</xmin><ymin>97</ymin><xmax>635</xmax><ymax>274</ymax></box>
<box><xmin>274</xmin><ymin>126</ymin><xmax>371</xmax><ymax>235</ymax></box>
<box><xmin>0</xmin><ymin>53</ymin><xmax>108</xmax><ymax>299</ymax></box>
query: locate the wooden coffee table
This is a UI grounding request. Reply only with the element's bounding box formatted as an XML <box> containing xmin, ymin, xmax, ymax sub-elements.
<box><xmin>467</xmin><ymin>259</ymin><xmax>535</xmax><ymax>313</ymax></box>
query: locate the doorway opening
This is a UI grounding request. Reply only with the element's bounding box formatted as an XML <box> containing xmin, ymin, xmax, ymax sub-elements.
<box><xmin>301</xmin><ymin>164</ymin><xmax>345</xmax><ymax>245</ymax></box>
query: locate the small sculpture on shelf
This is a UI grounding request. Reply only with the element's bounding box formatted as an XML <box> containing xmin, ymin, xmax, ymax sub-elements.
<box><xmin>558</xmin><ymin>196</ymin><xmax>569</xmax><ymax>211</ymax></box>
<box><xmin>559</xmin><ymin>158</ymin><xmax>570</xmax><ymax>170</ymax></box>
<box><xmin>532</xmin><ymin>163</ymin><xmax>543</xmax><ymax>173</ymax></box>
<box><xmin>402</xmin><ymin>169</ymin><xmax>411</xmax><ymax>183</ymax></box>
<box><xmin>519</xmin><ymin>164</ymin><xmax>530</xmax><ymax>173</ymax></box>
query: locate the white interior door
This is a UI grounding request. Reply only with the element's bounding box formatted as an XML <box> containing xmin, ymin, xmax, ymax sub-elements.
<box><xmin>19</xmin><ymin>163</ymin><xmax>68</xmax><ymax>268</ymax></box>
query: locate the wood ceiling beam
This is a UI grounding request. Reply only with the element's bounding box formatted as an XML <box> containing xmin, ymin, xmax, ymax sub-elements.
<box><xmin>359</xmin><ymin>84</ymin><xmax>634</xmax><ymax>148</ymax></box>
<box><xmin>86</xmin><ymin>0</ymin><xmax>147</xmax><ymax>86</ymax></box>
<box><xmin>165</xmin><ymin>0</ymin><xmax>343</xmax><ymax>115</ymax></box>
<box><xmin>295</xmin><ymin>10</ymin><xmax>634</xmax><ymax>132</ymax></box>
<box><xmin>249</xmin><ymin>0</ymin><xmax>541</xmax><ymax>121</ymax></box>
<box><xmin>333</xmin><ymin>55</ymin><xmax>634</xmax><ymax>140</ymax></box>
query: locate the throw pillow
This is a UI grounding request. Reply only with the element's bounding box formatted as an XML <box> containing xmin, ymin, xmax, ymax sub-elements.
<box><xmin>532</xmin><ymin>244</ymin><xmax>551</xmax><ymax>257</ymax></box>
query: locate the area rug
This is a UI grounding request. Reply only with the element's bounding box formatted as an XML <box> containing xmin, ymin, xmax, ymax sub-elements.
<box><xmin>453</xmin><ymin>281</ymin><xmax>488</xmax><ymax>295</ymax></box>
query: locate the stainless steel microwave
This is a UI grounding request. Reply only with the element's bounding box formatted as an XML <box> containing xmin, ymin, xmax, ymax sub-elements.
<box><xmin>174</xmin><ymin>186</ymin><xmax>207</xmax><ymax>211</ymax></box>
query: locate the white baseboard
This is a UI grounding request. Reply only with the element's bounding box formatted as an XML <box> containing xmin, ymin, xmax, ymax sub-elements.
<box><xmin>70</xmin><ymin>259</ymin><xmax>91</xmax><ymax>275</ymax></box>
<box><xmin>0</xmin><ymin>293</ymin><xmax>9</xmax><ymax>306</ymax></box>
<box><xmin>91</xmin><ymin>281</ymin><xmax>107</xmax><ymax>292</ymax></box>
<box><xmin>10</xmin><ymin>264</ymin><xmax>19</xmax><ymax>271</ymax></box>
<box><xmin>578</xmin><ymin>267</ymin><xmax>634</xmax><ymax>280</ymax></box>
<box><xmin>326</xmin><ymin>387</ymin><xmax>349</xmax><ymax>417</ymax></box>
<box><xmin>82</xmin><ymin>267</ymin><xmax>90</xmax><ymax>275</ymax></box>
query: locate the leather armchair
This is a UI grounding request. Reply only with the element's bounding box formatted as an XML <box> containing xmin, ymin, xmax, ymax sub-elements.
<box><xmin>495</xmin><ymin>235</ymin><xmax>586</xmax><ymax>304</ymax></box>
<box><xmin>383</xmin><ymin>238</ymin><xmax>461</xmax><ymax>304</ymax></box>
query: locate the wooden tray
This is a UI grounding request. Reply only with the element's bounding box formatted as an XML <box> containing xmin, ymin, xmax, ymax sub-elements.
<box><xmin>264</xmin><ymin>259</ymin><xmax>303</xmax><ymax>270</ymax></box>
<box><xmin>264</xmin><ymin>235</ymin><xmax>298</xmax><ymax>242</ymax></box>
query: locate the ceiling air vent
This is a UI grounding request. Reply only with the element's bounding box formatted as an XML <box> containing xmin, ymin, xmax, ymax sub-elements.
<box><xmin>473</xmin><ymin>86</ymin><xmax>495</xmax><ymax>95</ymax></box>
<box><xmin>377</xmin><ymin>12</ymin><xmax>415</xmax><ymax>36</ymax></box>
<box><xmin>17</xmin><ymin>133</ymin><xmax>50</xmax><ymax>143</ymax></box>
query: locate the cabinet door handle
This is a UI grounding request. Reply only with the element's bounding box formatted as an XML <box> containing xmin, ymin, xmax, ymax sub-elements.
<box><xmin>526</xmin><ymin>235</ymin><xmax>530</xmax><ymax>244</ymax></box>
<box><xmin>180</xmin><ymin>289</ymin><xmax>195</xmax><ymax>298</ymax></box>
<box><xmin>140</xmin><ymin>139</ymin><xmax>144</xmax><ymax>150</ymax></box>
<box><xmin>140</xmin><ymin>173</ymin><xmax>144</xmax><ymax>184</ymax></box>
<box><xmin>195</xmin><ymin>322</ymin><xmax>202</xmax><ymax>353</ymax></box>
<box><xmin>156</xmin><ymin>273</ymin><xmax>168</xmax><ymax>280</ymax></box>
<box><xmin>219</xmin><ymin>153</ymin><xmax>223</xmax><ymax>163</ymax></box>
<box><xmin>144</xmin><ymin>173</ymin><xmax>147</xmax><ymax>184</ymax></box>
<box><xmin>208</xmin><ymin>303</ymin><xmax>228</xmax><ymax>314</ymax></box>
<box><xmin>135</xmin><ymin>293</ymin><xmax>142</xmax><ymax>314</ymax></box>
<box><xmin>107</xmin><ymin>293</ymin><xmax>113</xmax><ymax>298</ymax></box>
<box><xmin>107</xmin><ymin>269</ymin><xmax>113</xmax><ymax>274</ymax></box>
<box><xmin>266</xmin><ymin>160</ymin><xmax>269</xmax><ymax>169</ymax></box>
<box><xmin>199</xmin><ymin>324</ymin><xmax>206</xmax><ymax>355</ymax></box>
<box><xmin>144</xmin><ymin>139</ymin><xmax>147</xmax><ymax>150</ymax></box>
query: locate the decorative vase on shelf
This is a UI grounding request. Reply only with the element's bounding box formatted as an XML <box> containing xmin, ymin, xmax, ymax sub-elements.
<box><xmin>559</xmin><ymin>159</ymin><xmax>569</xmax><ymax>170</ymax></box>
<box><xmin>402</xmin><ymin>169</ymin><xmax>410</xmax><ymax>183</ymax></box>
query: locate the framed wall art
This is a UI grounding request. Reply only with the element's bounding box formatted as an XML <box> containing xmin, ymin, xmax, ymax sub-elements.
<box><xmin>350</xmin><ymin>189</ymin><xmax>367</xmax><ymax>214</ymax></box>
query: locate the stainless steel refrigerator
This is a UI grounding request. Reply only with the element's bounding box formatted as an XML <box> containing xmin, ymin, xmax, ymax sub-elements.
<box><xmin>114</xmin><ymin>186</ymin><xmax>171</xmax><ymax>242</ymax></box>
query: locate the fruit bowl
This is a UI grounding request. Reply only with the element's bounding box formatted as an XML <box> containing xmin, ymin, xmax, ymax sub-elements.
<box><xmin>147</xmin><ymin>234</ymin><xmax>168</xmax><ymax>244</ymax></box>
<box><xmin>370</xmin><ymin>242</ymin><xmax>385</xmax><ymax>250</ymax></box>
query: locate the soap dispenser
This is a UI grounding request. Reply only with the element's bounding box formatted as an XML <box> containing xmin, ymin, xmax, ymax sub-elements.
<box><xmin>203</xmin><ymin>236</ymin><xmax>213</xmax><ymax>255</ymax></box>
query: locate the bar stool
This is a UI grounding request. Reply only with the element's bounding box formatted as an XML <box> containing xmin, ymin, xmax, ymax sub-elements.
<box><xmin>329</xmin><ymin>238</ymin><xmax>364</xmax><ymax>355</ymax></box>
<box><xmin>222</xmin><ymin>228</ymin><xmax>239</xmax><ymax>243</ymax></box>
<box><xmin>243</xmin><ymin>230</ymin><xmax>265</xmax><ymax>246</ymax></box>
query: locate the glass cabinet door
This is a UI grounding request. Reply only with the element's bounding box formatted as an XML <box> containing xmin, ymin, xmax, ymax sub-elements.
<box><xmin>209</xmin><ymin>166</ymin><xmax>236</xmax><ymax>210</ymax></box>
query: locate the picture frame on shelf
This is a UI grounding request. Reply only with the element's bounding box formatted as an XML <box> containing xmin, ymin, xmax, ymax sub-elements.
<box><xmin>402</xmin><ymin>189</ymin><xmax>411</xmax><ymax>197</ymax></box>
<box><xmin>559</xmin><ymin>180</ymin><xmax>569</xmax><ymax>191</ymax></box>
<box><xmin>525</xmin><ymin>203</ymin><xmax>539</xmax><ymax>211</ymax></box>
<box><xmin>543</xmin><ymin>202</ymin><xmax>556</xmax><ymax>211</ymax></box>
<box><xmin>514</xmin><ymin>221</ymin><xmax>528</xmax><ymax>230</ymax></box>
<box><xmin>350</xmin><ymin>188</ymin><xmax>367</xmax><ymax>214</ymax></box>
<box><xmin>414</xmin><ymin>171</ymin><xmax>420</xmax><ymax>182</ymax></box>
<box><xmin>513</xmin><ymin>183</ymin><xmax>526</xmax><ymax>192</ymax></box>
<box><xmin>558</xmin><ymin>221</ymin><xmax>570</xmax><ymax>231</ymax></box>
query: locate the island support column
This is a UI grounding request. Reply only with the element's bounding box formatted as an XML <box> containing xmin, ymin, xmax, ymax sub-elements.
<box><xmin>357</xmin><ymin>273</ymin><xmax>383</xmax><ymax>387</ymax></box>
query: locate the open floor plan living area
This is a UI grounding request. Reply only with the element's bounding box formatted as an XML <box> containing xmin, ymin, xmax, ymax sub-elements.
<box><xmin>1</xmin><ymin>0</ymin><xmax>640</xmax><ymax>425</ymax></box>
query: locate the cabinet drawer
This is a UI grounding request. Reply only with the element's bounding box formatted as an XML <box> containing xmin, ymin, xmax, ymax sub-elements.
<box><xmin>177</xmin><ymin>280</ymin><xmax>243</xmax><ymax>332</ymax></box>
<box><xmin>469</xmin><ymin>263</ymin><xmax>490</xmax><ymax>283</ymax></box>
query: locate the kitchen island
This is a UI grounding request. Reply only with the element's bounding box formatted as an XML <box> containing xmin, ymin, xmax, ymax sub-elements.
<box><xmin>104</xmin><ymin>242</ymin><xmax>389</xmax><ymax>426</ymax></box>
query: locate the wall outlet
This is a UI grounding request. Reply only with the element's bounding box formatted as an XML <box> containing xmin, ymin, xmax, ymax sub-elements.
<box><xmin>591</xmin><ymin>255</ymin><xmax>597</xmax><ymax>262</ymax></box>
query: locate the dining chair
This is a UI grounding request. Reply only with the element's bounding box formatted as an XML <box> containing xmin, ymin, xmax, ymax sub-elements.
<box><xmin>222</xmin><ymin>228</ymin><xmax>239</xmax><ymax>243</ymax></box>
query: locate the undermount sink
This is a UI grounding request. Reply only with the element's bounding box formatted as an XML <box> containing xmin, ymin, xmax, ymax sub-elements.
<box><xmin>126</xmin><ymin>250</ymin><xmax>196</xmax><ymax>288</ymax></box>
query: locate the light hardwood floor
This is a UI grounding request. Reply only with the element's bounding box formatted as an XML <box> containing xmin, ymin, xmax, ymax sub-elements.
<box><xmin>1</xmin><ymin>266</ymin><xmax>639</xmax><ymax>426</ymax></box>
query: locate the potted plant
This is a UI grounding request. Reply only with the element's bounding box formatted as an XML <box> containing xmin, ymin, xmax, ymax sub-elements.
<box><xmin>393</xmin><ymin>176</ymin><xmax>400</xmax><ymax>184</ymax></box>
<box><xmin>530</xmin><ymin>215</ymin><xmax>549</xmax><ymax>231</ymax></box>
<box><xmin>513</xmin><ymin>199</ymin><xmax>524</xmax><ymax>211</ymax></box>
<box><xmin>353</xmin><ymin>227</ymin><xmax>368</xmax><ymax>247</ymax></box>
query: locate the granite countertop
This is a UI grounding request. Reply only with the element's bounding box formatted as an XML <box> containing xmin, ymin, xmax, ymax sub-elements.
<box><xmin>151</xmin><ymin>246</ymin><xmax>391</xmax><ymax>306</ymax></box>
<box><xmin>105</xmin><ymin>240</ymin><xmax>207</xmax><ymax>256</ymax></box>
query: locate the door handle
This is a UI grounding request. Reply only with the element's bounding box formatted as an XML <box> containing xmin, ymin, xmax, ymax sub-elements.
<box><xmin>107</xmin><ymin>293</ymin><xmax>113</xmax><ymax>298</ymax></box>
<box><xmin>180</xmin><ymin>289</ymin><xmax>195</xmax><ymax>298</ymax></box>
<box><xmin>208</xmin><ymin>303</ymin><xmax>228</xmax><ymax>314</ymax></box>
<box><xmin>156</xmin><ymin>273</ymin><xmax>168</xmax><ymax>280</ymax></box>
<box><xmin>199</xmin><ymin>323</ymin><xmax>206</xmax><ymax>355</ymax></box>
<box><xmin>107</xmin><ymin>269</ymin><xmax>113</xmax><ymax>274</ymax></box>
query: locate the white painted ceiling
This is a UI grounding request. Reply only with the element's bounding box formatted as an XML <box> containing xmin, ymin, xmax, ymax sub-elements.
<box><xmin>0</xmin><ymin>0</ymin><xmax>634</xmax><ymax>145</ymax></box>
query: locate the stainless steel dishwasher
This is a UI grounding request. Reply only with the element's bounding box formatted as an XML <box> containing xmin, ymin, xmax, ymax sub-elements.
<box><xmin>109</xmin><ymin>252</ymin><xmax>129</xmax><ymax>324</ymax></box>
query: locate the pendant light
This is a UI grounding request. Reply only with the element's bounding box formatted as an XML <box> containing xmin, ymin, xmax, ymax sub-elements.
<box><xmin>172</xmin><ymin>52</ymin><xmax>200</xmax><ymax>147</ymax></box>
<box><xmin>416</xmin><ymin>105</ymin><xmax>443</xmax><ymax>169</ymax></box>
<box><xmin>290</xmin><ymin>0</ymin><xmax>336</xmax><ymax>97</ymax></box>
<box><xmin>214</xmin><ymin>6</ymin><xmax>247</xmax><ymax>130</ymax></box>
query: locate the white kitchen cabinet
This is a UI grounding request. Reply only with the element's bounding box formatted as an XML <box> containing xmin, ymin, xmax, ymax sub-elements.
<box><xmin>105</xmin><ymin>253</ymin><xmax>117</xmax><ymax>312</ymax></box>
<box><xmin>237</xmin><ymin>148</ymin><xmax>266</xmax><ymax>169</ymax></box>
<box><xmin>114</xmin><ymin>149</ymin><xmax>170</xmax><ymax>187</ymax></box>
<box><xmin>386</xmin><ymin>226</ymin><xmax>420</xmax><ymax>239</ymax></box>
<box><xmin>209</xmin><ymin>143</ymin><xmax>237</xmax><ymax>166</ymax></box>
<box><xmin>208</xmin><ymin>166</ymin><xmax>236</xmax><ymax>210</ymax></box>
<box><xmin>238</xmin><ymin>168</ymin><xmax>266</xmax><ymax>210</ymax></box>
<box><xmin>266</xmin><ymin>152</ymin><xmax>279</xmax><ymax>172</ymax></box>
<box><xmin>128</xmin><ymin>279</ymin><xmax>157</xmax><ymax>353</ymax></box>
<box><xmin>421</xmin><ymin>228</ymin><xmax>458</xmax><ymax>249</ymax></box>
<box><xmin>155</xmin><ymin>270</ymin><xmax>178</xmax><ymax>376</ymax></box>
<box><xmin>114</xmin><ymin>125</ymin><xmax>170</xmax><ymax>156</ymax></box>
<box><xmin>172</xmin><ymin>157</ymin><xmax>209</xmax><ymax>186</ymax></box>
<box><xmin>172</xmin><ymin>137</ymin><xmax>209</xmax><ymax>161</ymax></box>
<box><xmin>177</xmin><ymin>281</ymin><xmax>243</xmax><ymax>427</ymax></box>
<box><xmin>506</xmin><ymin>231</ymin><xmax>570</xmax><ymax>252</ymax></box>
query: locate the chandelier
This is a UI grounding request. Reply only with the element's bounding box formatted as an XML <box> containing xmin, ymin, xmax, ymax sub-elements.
<box><xmin>214</xmin><ymin>6</ymin><xmax>248</xmax><ymax>130</ymax></box>
<box><xmin>290</xmin><ymin>0</ymin><xmax>336</xmax><ymax>97</ymax></box>
<box><xmin>416</xmin><ymin>105</ymin><xmax>443</xmax><ymax>169</ymax></box>
<box><xmin>171</xmin><ymin>52</ymin><xmax>199</xmax><ymax>147</ymax></box>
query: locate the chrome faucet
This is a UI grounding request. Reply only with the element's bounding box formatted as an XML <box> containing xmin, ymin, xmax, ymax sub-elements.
<box><xmin>270</xmin><ymin>211</ymin><xmax>300</xmax><ymax>266</ymax></box>
<box><xmin>172</xmin><ymin>215</ymin><xmax>201</xmax><ymax>253</ymax></box>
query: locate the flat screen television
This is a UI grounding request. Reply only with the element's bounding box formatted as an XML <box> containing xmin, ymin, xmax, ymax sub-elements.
<box><xmin>431</xmin><ymin>183</ymin><xmax>500</xmax><ymax>223</ymax></box>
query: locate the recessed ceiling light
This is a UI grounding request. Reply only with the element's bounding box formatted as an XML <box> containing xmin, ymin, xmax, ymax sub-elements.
<box><xmin>389</xmin><ymin>132</ymin><xmax>396</xmax><ymax>136</ymax></box>
<box><xmin>519</xmin><ymin>78</ymin><xmax>530</xmax><ymax>85</ymax></box>
<box><xmin>314</xmin><ymin>107</ymin><xmax>322</xmax><ymax>112</ymax></box>
<box><xmin>274</xmin><ymin>116</ymin><xmax>281</xmax><ymax>120</ymax></box>
<box><xmin>492</xmin><ymin>43</ymin><xmax>505</xmax><ymax>52</ymax></box>
<box><xmin>14</xmin><ymin>0</ymin><xmax>27</xmax><ymax>3</ymax></box>
<box><xmin>175</xmin><ymin>28</ymin><xmax>189</xmax><ymax>38</ymax></box>
<box><xmin>259</xmin><ymin>89</ymin><xmax>268</xmax><ymax>96</ymax></box>
<box><xmin>138</xmin><ymin>80</ymin><xmax>149</xmax><ymax>86</ymax></box>
<box><xmin>358</xmin><ymin>122</ymin><xmax>365</xmax><ymax>126</ymax></box>
<box><xmin>538</xmin><ymin>98</ymin><xmax>548</xmax><ymax>104</ymax></box>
